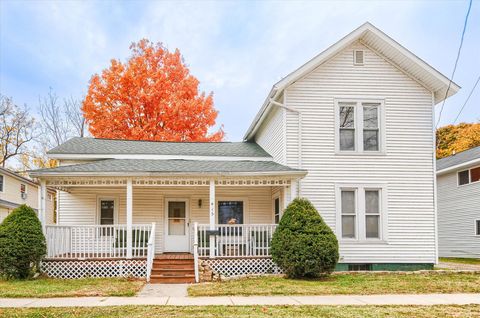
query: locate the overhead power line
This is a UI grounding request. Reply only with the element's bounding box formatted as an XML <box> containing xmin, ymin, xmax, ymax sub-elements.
<box><xmin>453</xmin><ymin>74</ymin><xmax>480</xmax><ymax>124</ymax></box>
<box><xmin>436</xmin><ymin>0</ymin><xmax>473</xmax><ymax>128</ymax></box>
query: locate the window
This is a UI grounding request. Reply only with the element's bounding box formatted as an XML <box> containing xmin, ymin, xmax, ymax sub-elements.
<box><xmin>476</xmin><ymin>220</ymin><xmax>480</xmax><ymax>236</ymax></box>
<box><xmin>363</xmin><ymin>104</ymin><xmax>379</xmax><ymax>151</ymax></box>
<box><xmin>99</xmin><ymin>199</ymin><xmax>115</xmax><ymax>225</ymax></box>
<box><xmin>458</xmin><ymin>166</ymin><xmax>480</xmax><ymax>186</ymax></box>
<box><xmin>20</xmin><ymin>183</ymin><xmax>26</xmax><ymax>193</ymax></box>
<box><xmin>336</xmin><ymin>100</ymin><xmax>383</xmax><ymax>153</ymax></box>
<box><xmin>218</xmin><ymin>201</ymin><xmax>244</xmax><ymax>225</ymax></box>
<box><xmin>348</xmin><ymin>264</ymin><xmax>372</xmax><ymax>271</ymax></box>
<box><xmin>365</xmin><ymin>190</ymin><xmax>380</xmax><ymax>238</ymax></box>
<box><xmin>274</xmin><ymin>197</ymin><xmax>280</xmax><ymax>224</ymax></box>
<box><xmin>341</xmin><ymin>190</ymin><xmax>356</xmax><ymax>238</ymax></box>
<box><xmin>339</xmin><ymin>104</ymin><xmax>355</xmax><ymax>151</ymax></box>
<box><xmin>337</xmin><ymin>184</ymin><xmax>386</xmax><ymax>241</ymax></box>
<box><xmin>0</xmin><ymin>175</ymin><xmax>3</xmax><ymax>192</ymax></box>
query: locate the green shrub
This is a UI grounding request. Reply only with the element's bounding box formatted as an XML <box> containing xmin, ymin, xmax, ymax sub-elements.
<box><xmin>0</xmin><ymin>204</ymin><xmax>46</xmax><ymax>279</ymax></box>
<box><xmin>271</xmin><ymin>198</ymin><xmax>339</xmax><ymax>278</ymax></box>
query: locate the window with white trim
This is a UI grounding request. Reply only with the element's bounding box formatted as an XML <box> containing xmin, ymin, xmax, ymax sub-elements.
<box><xmin>336</xmin><ymin>100</ymin><xmax>383</xmax><ymax>153</ymax></box>
<box><xmin>0</xmin><ymin>175</ymin><xmax>3</xmax><ymax>192</ymax></box>
<box><xmin>476</xmin><ymin>220</ymin><xmax>480</xmax><ymax>236</ymax></box>
<box><xmin>273</xmin><ymin>197</ymin><xmax>281</xmax><ymax>224</ymax></box>
<box><xmin>338</xmin><ymin>184</ymin><xmax>386</xmax><ymax>240</ymax></box>
<box><xmin>458</xmin><ymin>166</ymin><xmax>480</xmax><ymax>186</ymax></box>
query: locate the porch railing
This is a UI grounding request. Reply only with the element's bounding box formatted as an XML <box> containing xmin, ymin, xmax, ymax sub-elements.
<box><xmin>45</xmin><ymin>224</ymin><xmax>154</xmax><ymax>259</ymax></box>
<box><xmin>193</xmin><ymin>223</ymin><xmax>277</xmax><ymax>258</ymax></box>
<box><xmin>146</xmin><ymin>223</ymin><xmax>156</xmax><ymax>282</ymax></box>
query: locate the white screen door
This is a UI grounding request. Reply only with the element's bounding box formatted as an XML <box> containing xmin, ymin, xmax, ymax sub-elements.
<box><xmin>164</xmin><ymin>199</ymin><xmax>189</xmax><ymax>252</ymax></box>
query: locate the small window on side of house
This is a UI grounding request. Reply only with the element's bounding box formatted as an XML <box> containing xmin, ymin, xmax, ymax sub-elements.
<box><xmin>0</xmin><ymin>175</ymin><xmax>3</xmax><ymax>192</ymax></box>
<box><xmin>458</xmin><ymin>170</ymin><xmax>469</xmax><ymax>185</ymax></box>
<box><xmin>476</xmin><ymin>220</ymin><xmax>480</xmax><ymax>236</ymax></box>
<box><xmin>20</xmin><ymin>184</ymin><xmax>26</xmax><ymax>194</ymax></box>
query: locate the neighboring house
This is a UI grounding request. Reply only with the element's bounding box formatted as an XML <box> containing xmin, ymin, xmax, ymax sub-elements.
<box><xmin>437</xmin><ymin>146</ymin><xmax>480</xmax><ymax>258</ymax></box>
<box><xmin>29</xmin><ymin>22</ymin><xmax>459</xmax><ymax>282</ymax></box>
<box><xmin>0</xmin><ymin>167</ymin><xmax>55</xmax><ymax>224</ymax></box>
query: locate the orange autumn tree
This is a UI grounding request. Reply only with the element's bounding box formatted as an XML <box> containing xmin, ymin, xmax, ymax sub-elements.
<box><xmin>83</xmin><ymin>39</ymin><xmax>224</xmax><ymax>141</ymax></box>
<box><xmin>436</xmin><ymin>122</ymin><xmax>480</xmax><ymax>159</ymax></box>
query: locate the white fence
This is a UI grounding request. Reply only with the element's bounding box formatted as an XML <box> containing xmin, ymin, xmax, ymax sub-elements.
<box><xmin>194</xmin><ymin>223</ymin><xmax>277</xmax><ymax>258</ymax></box>
<box><xmin>45</xmin><ymin>224</ymin><xmax>154</xmax><ymax>259</ymax></box>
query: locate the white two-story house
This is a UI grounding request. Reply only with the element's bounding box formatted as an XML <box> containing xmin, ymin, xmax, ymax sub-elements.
<box><xmin>30</xmin><ymin>22</ymin><xmax>458</xmax><ymax>282</ymax></box>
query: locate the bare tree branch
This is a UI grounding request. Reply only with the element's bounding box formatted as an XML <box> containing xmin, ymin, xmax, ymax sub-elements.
<box><xmin>0</xmin><ymin>95</ymin><xmax>36</xmax><ymax>167</ymax></box>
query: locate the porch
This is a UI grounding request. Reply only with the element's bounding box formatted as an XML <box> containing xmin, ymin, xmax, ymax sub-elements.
<box><xmin>37</xmin><ymin>175</ymin><xmax>300</xmax><ymax>281</ymax></box>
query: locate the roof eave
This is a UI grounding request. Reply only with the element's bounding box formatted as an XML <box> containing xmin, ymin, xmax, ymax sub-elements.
<box><xmin>29</xmin><ymin>170</ymin><xmax>308</xmax><ymax>179</ymax></box>
<box><xmin>436</xmin><ymin>157</ymin><xmax>480</xmax><ymax>176</ymax></box>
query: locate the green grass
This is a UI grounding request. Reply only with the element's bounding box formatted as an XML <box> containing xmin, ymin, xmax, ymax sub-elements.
<box><xmin>440</xmin><ymin>258</ymin><xmax>480</xmax><ymax>265</ymax></box>
<box><xmin>1</xmin><ymin>305</ymin><xmax>479</xmax><ymax>318</ymax></box>
<box><xmin>0</xmin><ymin>277</ymin><xmax>144</xmax><ymax>298</ymax></box>
<box><xmin>188</xmin><ymin>272</ymin><xmax>480</xmax><ymax>296</ymax></box>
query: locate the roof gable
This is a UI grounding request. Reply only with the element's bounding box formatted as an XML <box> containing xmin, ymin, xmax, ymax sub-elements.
<box><xmin>245</xmin><ymin>22</ymin><xmax>460</xmax><ymax>140</ymax></box>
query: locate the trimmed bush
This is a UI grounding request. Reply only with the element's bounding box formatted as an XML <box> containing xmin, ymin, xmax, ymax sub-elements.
<box><xmin>0</xmin><ymin>204</ymin><xmax>46</xmax><ymax>279</ymax></box>
<box><xmin>271</xmin><ymin>198</ymin><xmax>339</xmax><ymax>278</ymax></box>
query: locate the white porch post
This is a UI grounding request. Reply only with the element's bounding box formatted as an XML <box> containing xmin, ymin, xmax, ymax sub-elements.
<box><xmin>126</xmin><ymin>178</ymin><xmax>133</xmax><ymax>259</ymax></box>
<box><xmin>209</xmin><ymin>179</ymin><xmax>216</xmax><ymax>258</ymax></box>
<box><xmin>290</xmin><ymin>179</ymin><xmax>298</xmax><ymax>201</ymax></box>
<box><xmin>39</xmin><ymin>179</ymin><xmax>47</xmax><ymax>233</ymax></box>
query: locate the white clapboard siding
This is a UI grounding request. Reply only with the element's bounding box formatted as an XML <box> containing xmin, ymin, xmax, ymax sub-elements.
<box><xmin>437</xmin><ymin>170</ymin><xmax>480</xmax><ymax>258</ymax></box>
<box><xmin>283</xmin><ymin>41</ymin><xmax>435</xmax><ymax>263</ymax></box>
<box><xmin>57</xmin><ymin>186</ymin><xmax>275</xmax><ymax>253</ymax></box>
<box><xmin>255</xmin><ymin>103</ymin><xmax>285</xmax><ymax>164</ymax></box>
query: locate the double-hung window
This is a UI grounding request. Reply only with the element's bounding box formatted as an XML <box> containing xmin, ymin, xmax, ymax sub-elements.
<box><xmin>336</xmin><ymin>100</ymin><xmax>383</xmax><ymax>153</ymax></box>
<box><xmin>337</xmin><ymin>184</ymin><xmax>386</xmax><ymax>241</ymax></box>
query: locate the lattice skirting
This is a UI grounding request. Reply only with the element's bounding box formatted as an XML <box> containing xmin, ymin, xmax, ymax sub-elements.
<box><xmin>201</xmin><ymin>258</ymin><xmax>283</xmax><ymax>277</ymax></box>
<box><xmin>41</xmin><ymin>259</ymin><xmax>147</xmax><ymax>279</ymax></box>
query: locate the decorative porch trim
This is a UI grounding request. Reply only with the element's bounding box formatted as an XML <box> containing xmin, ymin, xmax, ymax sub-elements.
<box><xmin>200</xmin><ymin>257</ymin><xmax>282</xmax><ymax>278</ymax></box>
<box><xmin>45</xmin><ymin>177</ymin><xmax>292</xmax><ymax>188</ymax></box>
<box><xmin>41</xmin><ymin>259</ymin><xmax>146</xmax><ymax>279</ymax></box>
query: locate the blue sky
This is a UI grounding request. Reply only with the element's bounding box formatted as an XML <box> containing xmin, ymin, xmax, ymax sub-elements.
<box><xmin>1</xmin><ymin>0</ymin><xmax>479</xmax><ymax>141</ymax></box>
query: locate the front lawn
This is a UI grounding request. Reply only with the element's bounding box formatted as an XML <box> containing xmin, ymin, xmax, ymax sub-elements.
<box><xmin>440</xmin><ymin>257</ymin><xmax>480</xmax><ymax>265</ymax></box>
<box><xmin>1</xmin><ymin>305</ymin><xmax>479</xmax><ymax>318</ymax></box>
<box><xmin>0</xmin><ymin>277</ymin><xmax>144</xmax><ymax>298</ymax></box>
<box><xmin>188</xmin><ymin>272</ymin><xmax>480</xmax><ymax>296</ymax></box>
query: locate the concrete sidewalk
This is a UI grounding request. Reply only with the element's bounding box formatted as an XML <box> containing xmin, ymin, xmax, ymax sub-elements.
<box><xmin>1</xmin><ymin>293</ymin><xmax>480</xmax><ymax>308</ymax></box>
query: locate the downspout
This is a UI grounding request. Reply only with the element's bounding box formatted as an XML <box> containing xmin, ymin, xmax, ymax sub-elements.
<box><xmin>432</xmin><ymin>91</ymin><xmax>439</xmax><ymax>265</ymax></box>
<box><xmin>269</xmin><ymin>97</ymin><xmax>303</xmax><ymax>198</ymax></box>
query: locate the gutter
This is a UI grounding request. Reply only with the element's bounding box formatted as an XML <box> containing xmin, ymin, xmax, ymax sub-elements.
<box><xmin>243</xmin><ymin>87</ymin><xmax>280</xmax><ymax>140</ymax></box>
<box><xmin>29</xmin><ymin>170</ymin><xmax>308</xmax><ymax>178</ymax></box>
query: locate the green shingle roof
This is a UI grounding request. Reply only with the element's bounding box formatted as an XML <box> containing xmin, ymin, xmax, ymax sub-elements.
<box><xmin>48</xmin><ymin>137</ymin><xmax>270</xmax><ymax>158</ymax></box>
<box><xmin>30</xmin><ymin>159</ymin><xmax>306</xmax><ymax>176</ymax></box>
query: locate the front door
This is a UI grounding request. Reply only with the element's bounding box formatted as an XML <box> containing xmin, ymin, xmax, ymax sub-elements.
<box><xmin>164</xmin><ymin>199</ymin><xmax>189</xmax><ymax>252</ymax></box>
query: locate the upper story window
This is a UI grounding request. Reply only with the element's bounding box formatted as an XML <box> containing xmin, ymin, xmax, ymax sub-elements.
<box><xmin>458</xmin><ymin>166</ymin><xmax>480</xmax><ymax>186</ymax></box>
<box><xmin>336</xmin><ymin>100</ymin><xmax>383</xmax><ymax>154</ymax></box>
<box><xmin>0</xmin><ymin>175</ymin><xmax>3</xmax><ymax>192</ymax></box>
